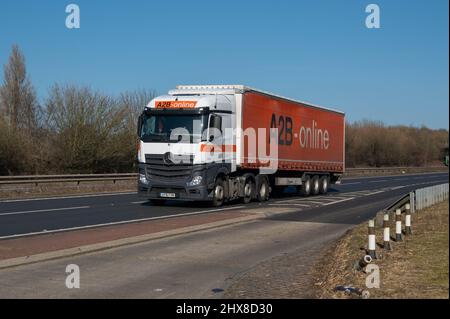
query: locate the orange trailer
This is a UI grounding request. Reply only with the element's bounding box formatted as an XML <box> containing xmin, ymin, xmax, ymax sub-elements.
<box><xmin>241</xmin><ymin>90</ymin><xmax>345</xmax><ymax>175</ymax></box>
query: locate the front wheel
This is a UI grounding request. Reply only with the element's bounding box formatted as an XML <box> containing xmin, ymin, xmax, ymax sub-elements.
<box><xmin>211</xmin><ymin>178</ymin><xmax>225</xmax><ymax>207</ymax></box>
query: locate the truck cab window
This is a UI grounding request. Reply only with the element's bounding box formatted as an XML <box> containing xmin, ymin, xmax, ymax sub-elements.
<box><xmin>209</xmin><ymin>114</ymin><xmax>222</xmax><ymax>133</ymax></box>
<box><xmin>207</xmin><ymin>114</ymin><xmax>222</xmax><ymax>142</ymax></box>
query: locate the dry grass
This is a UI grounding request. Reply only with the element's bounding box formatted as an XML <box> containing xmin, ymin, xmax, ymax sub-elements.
<box><xmin>313</xmin><ymin>201</ymin><xmax>449</xmax><ymax>299</ymax></box>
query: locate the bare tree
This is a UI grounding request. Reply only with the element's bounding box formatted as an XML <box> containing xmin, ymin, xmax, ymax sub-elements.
<box><xmin>0</xmin><ymin>45</ymin><xmax>39</xmax><ymax>130</ymax></box>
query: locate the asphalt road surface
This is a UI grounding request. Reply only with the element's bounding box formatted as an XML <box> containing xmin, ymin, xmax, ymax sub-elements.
<box><xmin>0</xmin><ymin>172</ymin><xmax>447</xmax><ymax>239</ymax></box>
<box><xmin>0</xmin><ymin>172</ymin><xmax>447</xmax><ymax>298</ymax></box>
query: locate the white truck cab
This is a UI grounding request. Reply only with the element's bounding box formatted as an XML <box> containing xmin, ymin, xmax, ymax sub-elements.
<box><xmin>137</xmin><ymin>85</ymin><xmax>240</xmax><ymax>206</ymax></box>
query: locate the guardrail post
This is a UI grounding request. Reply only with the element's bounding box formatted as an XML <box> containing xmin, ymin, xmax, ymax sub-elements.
<box><xmin>395</xmin><ymin>209</ymin><xmax>403</xmax><ymax>242</ymax></box>
<box><xmin>410</xmin><ymin>191</ymin><xmax>415</xmax><ymax>214</ymax></box>
<box><xmin>368</xmin><ymin>219</ymin><xmax>377</xmax><ymax>259</ymax></box>
<box><xmin>405</xmin><ymin>203</ymin><xmax>412</xmax><ymax>235</ymax></box>
<box><xmin>383</xmin><ymin>212</ymin><xmax>392</xmax><ymax>250</ymax></box>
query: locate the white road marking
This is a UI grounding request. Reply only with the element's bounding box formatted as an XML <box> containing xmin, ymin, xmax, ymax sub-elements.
<box><xmin>370</xmin><ymin>180</ymin><xmax>389</xmax><ymax>183</ymax></box>
<box><xmin>322</xmin><ymin>197</ymin><xmax>355</xmax><ymax>205</ymax></box>
<box><xmin>269</xmin><ymin>203</ymin><xmax>311</xmax><ymax>207</ymax></box>
<box><xmin>0</xmin><ymin>192</ymin><xmax>136</xmax><ymax>203</ymax></box>
<box><xmin>364</xmin><ymin>190</ymin><xmax>385</xmax><ymax>195</ymax></box>
<box><xmin>0</xmin><ymin>206</ymin><xmax>91</xmax><ymax>216</ymax></box>
<box><xmin>131</xmin><ymin>201</ymin><xmax>148</xmax><ymax>204</ymax></box>
<box><xmin>340</xmin><ymin>182</ymin><xmax>361</xmax><ymax>185</ymax></box>
<box><xmin>330</xmin><ymin>193</ymin><xmax>360</xmax><ymax>198</ymax></box>
<box><xmin>275</xmin><ymin>196</ymin><xmax>328</xmax><ymax>203</ymax></box>
<box><xmin>293</xmin><ymin>200</ymin><xmax>326</xmax><ymax>205</ymax></box>
<box><xmin>0</xmin><ymin>206</ymin><xmax>245</xmax><ymax>240</ymax></box>
<box><xmin>318</xmin><ymin>196</ymin><xmax>352</xmax><ymax>202</ymax></box>
<box><xmin>344</xmin><ymin>191</ymin><xmax>373</xmax><ymax>196</ymax></box>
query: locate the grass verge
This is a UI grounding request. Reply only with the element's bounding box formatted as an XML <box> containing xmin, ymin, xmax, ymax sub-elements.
<box><xmin>312</xmin><ymin>201</ymin><xmax>449</xmax><ymax>299</ymax></box>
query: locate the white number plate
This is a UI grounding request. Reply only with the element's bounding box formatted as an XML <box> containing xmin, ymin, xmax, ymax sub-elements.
<box><xmin>160</xmin><ymin>192</ymin><xmax>176</xmax><ymax>198</ymax></box>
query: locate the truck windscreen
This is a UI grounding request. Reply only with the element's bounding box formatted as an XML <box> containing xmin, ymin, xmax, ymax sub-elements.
<box><xmin>140</xmin><ymin>114</ymin><xmax>206</xmax><ymax>143</ymax></box>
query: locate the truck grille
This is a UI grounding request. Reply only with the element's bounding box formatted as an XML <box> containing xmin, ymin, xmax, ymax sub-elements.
<box><xmin>145</xmin><ymin>154</ymin><xmax>193</xmax><ymax>183</ymax></box>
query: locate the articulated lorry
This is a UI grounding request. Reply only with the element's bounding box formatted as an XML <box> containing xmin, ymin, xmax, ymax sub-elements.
<box><xmin>137</xmin><ymin>85</ymin><xmax>345</xmax><ymax>206</ymax></box>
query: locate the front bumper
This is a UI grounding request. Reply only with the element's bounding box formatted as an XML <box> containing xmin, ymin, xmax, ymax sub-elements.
<box><xmin>137</xmin><ymin>181</ymin><xmax>211</xmax><ymax>201</ymax></box>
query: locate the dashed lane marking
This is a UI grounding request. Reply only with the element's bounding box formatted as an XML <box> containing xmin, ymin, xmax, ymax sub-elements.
<box><xmin>0</xmin><ymin>192</ymin><xmax>137</xmax><ymax>203</ymax></box>
<box><xmin>0</xmin><ymin>206</ymin><xmax>91</xmax><ymax>216</ymax></box>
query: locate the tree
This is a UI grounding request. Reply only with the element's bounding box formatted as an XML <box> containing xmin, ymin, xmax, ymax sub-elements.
<box><xmin>0</xmin><ymin>45</ymin><xmax>41</xmax><ymax>175</ymax></box>
<box><xmin>43</xmin><ymin>85</ymin><xmax>156</xmax><ymax>173</ymax></box>
<box><xmin>0</xmin><ymin>44</ymin><xmax>39</xmax><ymax>130</ymax></box>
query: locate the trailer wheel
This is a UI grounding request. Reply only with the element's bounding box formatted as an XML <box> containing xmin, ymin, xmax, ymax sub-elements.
<box><xmin>256</xmin><ymin>176</ymin><xmax>270</xmax><ymax>202</ymax></box>
<box><xmin>319</xmin><ymin>176</ymin><xmax>329</xmax><ymax>194</ymax></box>
<box><xmin>211</xmin><ymin>178</ymin><xmax>225</xmax><ymax>207</ymax></box>
<box><xmin>299</xmin><ymin>175</ymin><xmax>311</xmax><ymax>196</ymax></box>
<box><xmin>242</xmin><ymin>178</ymin><xmax>254</xmax><ymax>204</ymax></box>
<box><xmin>311</xmin><ymin>175</ymin><xmax>320</xmax><ymax>195</ymax></box>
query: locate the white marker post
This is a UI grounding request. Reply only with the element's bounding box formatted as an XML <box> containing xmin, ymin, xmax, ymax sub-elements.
<box><xmin>383</xmin><ymin>212</ymin><xmax>392</xmax><ymax>250</ymax></box>
<box><xmin>368</xmin><ymin>219</ymin><xmax>377</xmax><ymax>259</ymax></box>
<box><xmin>405</xmin><ymin>203</ymin><xmax>412</xmax><ymax>235</ymax></box>
<box><xmin>395</xmin><ymin>209</ymin><xmax>403</xmax><ymax>242</ymax></box>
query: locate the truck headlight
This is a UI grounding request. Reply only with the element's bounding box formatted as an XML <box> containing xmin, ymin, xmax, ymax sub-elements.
<box><xmin>139</xmin><ymin>173</ymin><xmax>149</xmax><ymax>184</ymax></box>
<box><xmin>187</xmin><ymin>175</ymin><xmax>203</xmax><ymax>186</ymax></box>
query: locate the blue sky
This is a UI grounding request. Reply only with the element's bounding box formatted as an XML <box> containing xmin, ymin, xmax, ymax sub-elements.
<box><xmin>0</xmin><ymin>0</ymin><xmax>448</xmax><ymax>129</ymax></box>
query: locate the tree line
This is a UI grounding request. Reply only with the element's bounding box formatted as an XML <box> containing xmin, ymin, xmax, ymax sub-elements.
<box><xmin>0</xmin><ymin>45</ymin><xmax>155</xmax><ymax>175</ymax></box>
<box><xmin>346</xmin><ymin>120</ymin><xmax>448</xmax><ymax>167</ymax></box>
<box><xmin>0</xmin><ymin>45</ymin><xmax>448</xmax><ymax>175</ymax></box>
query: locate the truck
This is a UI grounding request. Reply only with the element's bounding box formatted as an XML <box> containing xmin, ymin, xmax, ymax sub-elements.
<box><xmin>137</xmin><ymin>85</ymin><xmax>345</xmax><ymax>206</ymax></box>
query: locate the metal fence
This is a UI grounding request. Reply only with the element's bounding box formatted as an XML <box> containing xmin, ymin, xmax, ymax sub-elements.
<box><xmin>0</xmin><ymin>167</ymin><xmax>447</xmax><ymax>187</ymax></box>
<box><xmin>412</xmin><ymin>183</ymin><xmax>449</xmax><ymax>211</ymax></box>
<box><xmin>0</xmin><ymin>173</ymin><xmax>137</xmax><ymax>186</ymax></box>
<box><xmin>344</xmin><ymin>166</ymin><xmax>447</xmax><ymax>177</ymax></box>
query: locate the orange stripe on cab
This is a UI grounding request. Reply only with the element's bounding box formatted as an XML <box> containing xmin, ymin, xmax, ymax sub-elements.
<box><xmin>200</xmin><ymin>144</ymin><xmax>236</xmax><ymax>153</ymax></box>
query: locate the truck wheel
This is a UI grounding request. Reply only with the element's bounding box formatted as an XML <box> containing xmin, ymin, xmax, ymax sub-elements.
<box><xmin>150</xmin><ymin>199</ymin><xmax>166</xmax><ymax>206</ymax></box>
<box><xmin>256</xmin><ymin>176</ymin><xmax>270</xmax><ymax>202</ymax></box>
<box><xmin>319</xmin><ymin>176</ymin><xmax>329</xmax><ymax>194</ymax></box>
<box><xmin>311</xmin><ymin>175</ymin><xmax>320</xmax><ymax>195</ymax></box>
<box><xmin>242</xmin><ymin>178</ymin><xmax>254</xmax><ymax>204</ymax></box>
<box><xmin>212</xmin><ymin>178</ymin><xmax>225</xmax><ymax>207</ymax></box>
<box><xmin>299</xmin><ymin>175</ymin><xmax>311</xmax><ymax>196</ymax></box>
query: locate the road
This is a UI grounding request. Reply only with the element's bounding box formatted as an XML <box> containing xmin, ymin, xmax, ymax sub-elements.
<box><xmin>0</xmin><ymin>172</ymin><xmax>447</xmax><ymax>298</ymax></box>
<box><xmin>0</xmin><ymin>173</ymin><xmax>447</xmax><ymax>239</ymax></box>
